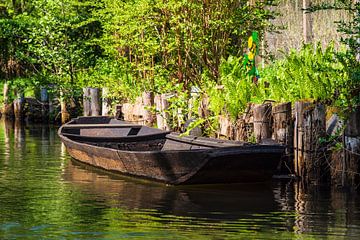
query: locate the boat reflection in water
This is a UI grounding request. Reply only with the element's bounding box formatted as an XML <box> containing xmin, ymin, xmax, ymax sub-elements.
<box><xmin>62</xmin><ymin>160</ymin><xmax>280</xmax><ymax>220</ymax></box>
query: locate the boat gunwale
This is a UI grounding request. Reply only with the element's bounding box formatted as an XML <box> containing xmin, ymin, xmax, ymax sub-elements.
<box><xmin>59</xmin><ymin>127</ymin><xmax>284</xmax><ymax>155</ymax></box>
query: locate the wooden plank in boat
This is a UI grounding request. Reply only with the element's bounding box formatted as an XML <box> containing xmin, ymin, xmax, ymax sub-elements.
<box><xmin>62</xmin><ymin>124</ymin><xmax>142</xmax><ymax>129</ymax></box>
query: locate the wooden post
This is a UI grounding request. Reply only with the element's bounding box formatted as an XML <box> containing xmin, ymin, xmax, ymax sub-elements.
<box><xmin>294</xmin><ymin>101</ymin><xmax>327</xmax><ymax>184</ymax></box>
<box><xmin>40</xmin><ymin>87</ymin><xmax>48</xmax><ymax>120</ymax></box>
<box><xmin>83</xmin><ymin>87</ymin><xmax>91</xmax><ymax>116</ymax></box>
<box><xmin>60</xmin><ymin>90</ymin><xmax>70</xmax><ymax>124</ymax></box>
<box><xmin>234</xmin><ymin>104</ymin><xmax>253</xmax><ymax>142</ymax></box>
<box><xmin>344</xmin><ymin>107</ymin><xmax>360</xmax><ymax>188</ymax></box>
<box><xmin>155</xmin><ymin>94</ymin><xmax>163</xmax><ymax>129</ymax></box>
<box><xmin>90</xmin><ymin>88</ymin><xmax>101</xmax><ymax>116</ymax></box>
<box><xmin>142</xmin><ymin>91</ymin><xmax>154</xmax><ymax>126</ymax></box>
<box><xmin>198</xmin><ymin>95</ymin><xmax>210</xmax><ymax>119</ymax></box>
<box><xmin>161</xmin><ymin>94</ymin><xmax>170</xmax><ymax>130</ymax></box>
<box><xmin>294</xmin><ymin>101</ymin><xmax>311</xmax><ymax>178</ymax></box>
<box><xmin>40</xmin><ymin>87</ymin><xmax>48</xmax><ymax>102</ymax></box>
<box><xmin>13</xmin><ymin>91</ymin><xmax>24</xmax><ymax>120</ymax></box>
<box><xmin>253</xmin><ymin>103</ymin><xmax>272</xmax><ymax>143</ymax></box>
<box><xmin>102</xmin><ymin>87</ymin><xmax>111</xmax><ymax>116</ymax></box>
<box><xmin>155</xmin><ymin>94</ymin><xmax>170</xmax><ymax>130</ymax></box>
<box><xmin>332</xmin><ymin>106</ymin><xmax>360</xmax><ymax>188</ymax></box>
<box><xmin>219</xmin><ymin>115</ymin><xmax>234</xmax><ymax>139</ymax></box>
<box><xmin>273</xmin><ymin>102</ymin><xmax>293</xmax><ymax>171</ymax></box>
<box><xmin>303</xmin><ymin>103</ymin><xmax>326</xmax><ymax>184</ymax></box>
<box><xmin>3</xmin><ymin>81</ymin><xmax>9</xmax><ymax>105</ymax></box>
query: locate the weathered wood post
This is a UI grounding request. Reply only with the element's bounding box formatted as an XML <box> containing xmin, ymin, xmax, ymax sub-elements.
<box><xmin>60</xmin><ymin>90</ymin><xmax>70</xmax><ymax>124</ymax></box>
<box><xmin>303</xmin><ymin>103</ymin><xmax>326</xmax><ymax>184</ymax></box>
<box><xmin>294</xmin><ymin>101</ymin><xmax>327</xmax><ymax>184</ymax></box>
<box><xmin>40</xmin><ymin>87</ymin><xmax>49</xmax><ymax>120</ymax></box>
<box><xmin>142</xmin><ymin>91</ymin><xmax>154</xmax><ymax>126</ymax></box>
<box><xmin>102</xmin><ymin>87</ymin><xmax>111</xmax><ymax>116</ymax></box>
<box><xmin>3</xmin><ymin>81</ymin><xmax>9</xmax><ymax>106</ymax></box>
<box><xmin>272</xmin><ymin>102</ymin><xmax>293</xmax><ymax>172</ymax></box>
<box><xmin>40</xmin><ymin>87</ymin><xmax>48</xmax><ymax>102</ymax></box>
<box><xmin>219</xmin><ymin>115</ymin><xmax>234</xmax><ymax>139</ymax></box>
<box><xmin>2</xmin><ymin>81</ymin><xmax>14</xmax><ymax>118</ymax></box>
<box><xmin>13</xmin><ymin>91</ymin><xmax>24</xmax><ymax>120</ymax></box>
<box><xmin>154</xmin><ymin>94</ymin><xmax>163</xmax><ymax>129</ymax></box>
<box><xmin>90</xmin><ymin>88</ymin><xmax>101</xmax><ymax>116</ymax></box>
<box><xmin>253</xmin><ymin>103</ymin><xmax>272</xmax><ymax>143</ymax></box>
<box><xmin>83</xmin><ymin>87</ymin><xmax>91</xmax><ymax>116</ymax></box>
<box><xmin>294</xmin><ymin>101</ymin><xmax>311</xmax><ymax>178</ymax></box>
<box><xmin>331</xmin><ymin>107</ymin><xmax>360</xmax><ymax>188</ymax></box>
<box><xmin>234</xmin><ymin>104</ymin><xmax>254</xmax><ymax>142</ymax></box>
<box><xmin>155</xmin><ymin>94</ymin><xmax>170</xmax><ymax>130</ymax></box>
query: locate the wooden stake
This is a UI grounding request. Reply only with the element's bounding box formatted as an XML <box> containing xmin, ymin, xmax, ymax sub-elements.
<box><xmin>83</xmin><ymin>87</ymin><xmax>91</xmax><ymax>116</ymax></box>
<box><xmin>13</xmin><ymin>91</ymin><xmax>24</xmax><ymax>120</ymax></box>
<box><xmin>142</xmin><ymin>91</ymin><xmax>154</xmax><ymax>126</ymax></box>
<box><xmin>102</xmin><ymin>87</ymin><xmax>111</xmax><ymax>116</ymax></box>
<box><xmin>294</xmin><ymin>101</ymin><xmax>327</xmax><ymax>184</ymax></box>
<box><xmin>253</xmin><ymin>103</ymin><xmax>272</xmax><ymax>143</ymax></box>
<box><xmin>90</xmin><ymin>88</ymin><xmax>101</xmax><ymax>116</ymax></box>
<box><xmin>60</xmin><ymin>90</ymin><xmax>70</xmax><ymax>124</ymax></box>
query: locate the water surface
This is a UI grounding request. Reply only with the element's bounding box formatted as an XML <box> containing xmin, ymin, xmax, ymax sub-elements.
<box><xmin>0</xmin><ymin>120</ymin><xmax>360</xmax><ymax>239</ymax></box>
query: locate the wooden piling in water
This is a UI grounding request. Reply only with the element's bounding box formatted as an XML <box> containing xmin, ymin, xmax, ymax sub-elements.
<box><xmin>253</xmin><ymin>103</ymin><xmax>272</xmax><ymax>143</ymax></box>
<box><xmin>272</xmin><ymin>102</ymin><xmax>293</xmax><ymax>171</ymax></box>
<box><xmin>331</xmin><ymin>107</ymin><xmax>360</xmax><ymax>188</ymax></box>
<box><xmin>294</xmin><ymin>101</ymin><xmax>327</xmax><ymax>184</ymax></box>
<box><xmin>40</xmin><ymin>87</ymin><xmax>49</xmax><ymax>120</ymax></box>
<box><xmin>13</xmin><ymin>92</ymin><xmax>24</xmax><ymax>120</ymax></box>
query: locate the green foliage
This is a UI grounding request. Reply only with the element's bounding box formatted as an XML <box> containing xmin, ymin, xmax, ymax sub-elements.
<box><xmin>260</xmin><ymin>43</ymin><xmax>357</xmax><ymax>111</ymax></box>
<box><xmin>206</xmin><ymin>55</ymin><xmax>260</xmax><ymax>120</ymax></box>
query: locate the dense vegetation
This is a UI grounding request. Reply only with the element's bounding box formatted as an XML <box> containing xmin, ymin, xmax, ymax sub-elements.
<box><xmin>0</xmin><ymin>0</ymin><xmax>359</xmax><ymax>126</ymax></box>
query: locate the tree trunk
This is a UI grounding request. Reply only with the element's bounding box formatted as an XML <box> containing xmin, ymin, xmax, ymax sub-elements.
<box><xmin>302</xmin><ymin>0</ymin><xmax>313</xmax><ymax>43</ymax></box>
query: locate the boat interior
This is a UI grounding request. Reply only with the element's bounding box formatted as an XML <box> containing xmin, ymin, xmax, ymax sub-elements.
<box><xmin>61</xmin><ymin>117</ymin><xmax>248</xmax><ymax>151</ymax></box>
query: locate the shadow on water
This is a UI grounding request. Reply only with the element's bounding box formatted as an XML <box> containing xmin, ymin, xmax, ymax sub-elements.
<box><xmin>63</xmin><ymin>160</ymin><xmax>279</xmax><ymax>220</ymax></box>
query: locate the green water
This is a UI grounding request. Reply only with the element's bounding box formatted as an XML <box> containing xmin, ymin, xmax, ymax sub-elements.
<box><xmin>1</xmin><ymin>120</ymin><xmax>360</xmax><ymax>239</ymax></box>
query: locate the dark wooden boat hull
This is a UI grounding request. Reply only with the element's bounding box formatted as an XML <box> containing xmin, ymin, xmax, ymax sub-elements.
<box><xmin>58</xmin><ymin>116</ymin><xmax>284</xmax><ymax>184</ymax></box>
<box><xmin>59</xmin><ymin>131</ymin><xmax>284</xmax><ymax>185</ymax></box>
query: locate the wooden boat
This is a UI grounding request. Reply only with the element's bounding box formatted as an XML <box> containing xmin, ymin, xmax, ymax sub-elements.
<box><xmin>58</xmin><ymin>116</ymin><xmax>285</xmax><ymax>185</ymax></box>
